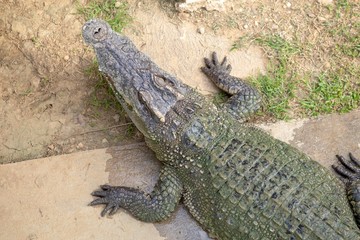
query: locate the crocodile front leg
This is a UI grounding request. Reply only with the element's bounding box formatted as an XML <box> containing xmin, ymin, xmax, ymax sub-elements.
<box><xmin>90</xmin><ymin>166</ymin><xmax>183</xmax><ymax>222</ymax></box>
<box><xmin>333</xmin><ymin>153</ymin><xmax>360</xmax><ymax>228</ymax></box>
<box><xmin>201</xmin><ymin>52</ymin><xmax>261</xmax><ymax>122</ymax></box>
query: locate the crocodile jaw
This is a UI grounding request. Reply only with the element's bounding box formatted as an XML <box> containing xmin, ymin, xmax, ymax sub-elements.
<box><xmin>82</xmin><ymin>19</ymin><xmax>189</xmax><ymax>137</ymax></box>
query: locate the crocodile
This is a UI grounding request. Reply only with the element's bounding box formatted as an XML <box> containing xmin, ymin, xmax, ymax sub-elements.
<box><xmin>82</xmin><ymin>19</ymin><xmax>360</xmax><ymax>239</ymax></box>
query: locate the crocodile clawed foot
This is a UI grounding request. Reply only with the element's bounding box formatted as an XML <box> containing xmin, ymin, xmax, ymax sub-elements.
<box><xmin>201</xmin><ymin>52</ymin><xmax>232</xmax><ymax>76</ymax></box>
<box><xmin>89</xmin><ymin>185</ymin><xmax>121</xmax><ymax>217</ymax></box>
<box><xmin>332</xmin><ymin>153</ymin><xmax>360</xmax><ymax>183</ymax></box>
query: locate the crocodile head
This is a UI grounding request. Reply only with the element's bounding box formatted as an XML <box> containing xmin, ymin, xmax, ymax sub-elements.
<box><xmin>82</xmin><ymin>19</ymin><xmax>189</xmax><ymax>138</ymax></box>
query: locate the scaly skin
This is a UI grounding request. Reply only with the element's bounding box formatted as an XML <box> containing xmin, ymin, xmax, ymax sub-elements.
<box><xmin>82</xmin><ymin>19</ymin><xmax>360</xmax><ymax>239</ymax></box>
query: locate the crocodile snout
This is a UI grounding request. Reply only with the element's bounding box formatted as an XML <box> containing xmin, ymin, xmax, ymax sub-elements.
<box><xmin>82</xmin><ymin>19</ymin><xmax>111</xmax><ymax>45</ymax></box>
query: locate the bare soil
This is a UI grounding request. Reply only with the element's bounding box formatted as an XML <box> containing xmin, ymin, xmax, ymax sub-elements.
<box><xmin>0</xmin><ymin>0</ymin><xmax>265</xmax><ymax>163</ymax></box>
<box><xmin>0</xmin><ymin>0</ymin><xmax>141</xmax><ymax>163</ymax></box>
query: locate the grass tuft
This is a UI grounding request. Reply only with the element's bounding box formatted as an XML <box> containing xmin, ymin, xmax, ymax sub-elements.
<box><xmin>84</xmin><ymin>60</ymin><xmax>136</xmax><ymax>136</ymax></box>
<box><xmin>77</xmin><ymin>0</ymin><xmax>132</xmax><ymax>33</ymax></box>
<box><xmin>255</xmin><ymin>35</ymin><xmax>301</xmax><ymax>60</ymax></box>
<box><xmin>247</xmin><ymin>35</ymin><xmax>299</xmax><ymax>119</ymax></box>
<box><xmin>250</xmin><ymin>70</ymin><xmax>296</xmax><ymax>120</ymax></box>
<box><xmin>212</xmin><ymin>92</ymin><xmax>229</xmax><ymax>107</ymax></box>
<box><xmin>300</xmin><ymin>73</ymin><xmax>360</xmax><ymax>116</ymax></box>
<box><xmin>84</xmin><ymin>60</ymin><xmax>123</xmax><ymax>112</ymax></box>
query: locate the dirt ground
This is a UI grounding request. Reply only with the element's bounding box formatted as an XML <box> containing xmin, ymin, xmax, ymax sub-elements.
<box><xmin>0</xmin><ymin>0</ymin><xmax>351</xmax><ymax>163</ymax></box>
<box><xmin>0</xmin><ymin>0</ymin><xmax>262</xmax><ymax>163</ymax></box>
<box><xmin>1</xmin><ymin>0</ymin><xmax>102</xmax><ymax>162</ymax></box>
<box><xmin>0</xmin><ymin>0</ymin><xmax>138</xmax><ymax>163</ymax></box>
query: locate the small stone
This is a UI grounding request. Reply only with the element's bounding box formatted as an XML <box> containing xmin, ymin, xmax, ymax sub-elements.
<box><xmin>38</xmin><ymin>28</ymin><xmax>51</xmax><ymax>38</ymax></box>
<box><xmin>317</xmin><ymin>0</ymin><xmax>333</xmax><ymax>5</ymax></box>
<box><xmin>48</xmin><ymin>144</ymin><xmax>55</xmax><ymax>150</ymax></box>
<box><xmin>243</xmin><ymin>24</ymin><xmax>249</xmax><ymax>29</ymax></box>
<box><xmin>64</xmin><ymin>55</ymin><xmax>70</xmax><ymax>61</ymax></box>
<box><xmin>197</xmin><ymin>27</ymin><xmax>205</xmax><ymax>34</ymax></box>
<box><xmin>102</xmin><ymin>138</ymin><xmax>109</xmax><ymax>144</ymax></box>
<box><xmin>176</xmin><ymin>0</ymin><xmax>226</xmax><ymax>12</ymax></box>
<box><xmin>30</xmin><ymin>77</ymin><xmax>40</xmax><ymax>89</ymax></box>
<box><xmin>77</xmin><ymin>142</ymin><xmax>84</xmax><ymax>149</ymax></box>
<box><xmin>113</xmin><ymin>114</ymin><xmax>120</xmax><ymax>123</ymax></box>
<box><xmin>317</xmin><ymin>16</ymin><xmax>327</xmax><ymax>22</ymax></box>
<box><xmin>307</xmin><ymin>12</ymin><xmax>316</xmax><ymax>18</ymax></box>
<box><xmin>254</xmin><ymin>21</ymin><xmax>259</xmax><ymax>27</ymax></box>
<box><xmin>178</xmin><ymin>12</ymin><xmax>190</xmax><ymax>20</ymax></box>
<box><xmin>286</xmin><ymin>2</ymin><xmax>291</xmax><ymax>8</ymax></box>
<box><xmin>76</xmin><ymin>114</ymin><xmax>86</xmax><ymax>125</ymax></box>
<box><xmin>115</xmin><ymin>1</ymin><xmax>121</xmax><ymax>8</ymax></box>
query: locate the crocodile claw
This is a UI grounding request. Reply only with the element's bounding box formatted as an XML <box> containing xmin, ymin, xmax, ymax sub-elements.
<box><xmin>89</xmin><ymin>185</ymin><xmax>121</xmax><ymax>217</ymax></box>
<box><xmin>201</xmin><ymin>52</ymin><xmax>232</xmax><ymax>75</ymax></box>
<box><xmin>332</xmin><ymin>153</ymin><xmax>360</xmax><ymax>183</ymax></box>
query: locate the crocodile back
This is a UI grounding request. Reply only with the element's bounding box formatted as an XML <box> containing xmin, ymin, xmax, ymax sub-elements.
<box><xmin>175</xmin><ymin>116</ymin><xmax>360</xmax><ymax>239</ymax></box>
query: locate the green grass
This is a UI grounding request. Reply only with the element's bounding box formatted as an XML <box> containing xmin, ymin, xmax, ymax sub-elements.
<box><xmin>212</xmin><ymin>92</ymin><xmax>229</xmax><ymax>107</ymax></box>
<box><xmin>84</xmin><ymin>60</ymin><xmax>124</xmax><ymax>112</ymax></box>
<box><xmin>250</xmin><ymin>69</ymin><xmax>296</xmax><ymax>120</ymax></box>
<box><xmin>84</xmin><ymin>59</ymin><xmax>129</xmax><ymax>127</ymax></box>
<box><xmin>229</xmin><ymin>0</ymin><xmax>360</xmax><ymax>120</ymax></box>
<box><xmin>244</xmin><ymin>35</ymin><xmax>298</xmax><ymax>119</ymax></box>
<box><xmin>231</xmin><ymin>34</ymin><xmax>304</xmax><ymax>119</ymax></box>
<box><xmin>255</xmin><ymin>35</ymin><xmax>301</xmax><ymax>60</ymax></box>
<box><xmin>326</xmin><ymin>2</ymin><xmax>360</xmax><ymax>59</ymax></box>
<box><xmin>232</xmin><ymin>27</ymin><xmax>359</xmax><ymax>120</ymax></box>
<box><xmin>84</xmin><ymin>60</ymin><xmax>137</xmax><ymax>136</ymax></box>
<box><xmin>333</xmin><ymin>20</ymin><xmax>360</xmax><ymax>58</ymax></box>
<box><xmin>300</xmin><ymin>72</ymin><xmax>360</xmax><ymax>116</ymax></box>
<box><xmin>231</xmin><ymin>35</ymin><xmax>253</xmax><ymax>51</ymax></box>
<box><xmin>77</xmin><ymin>0</ymin><xmax>132</xmax><ymax>33</ymax></box>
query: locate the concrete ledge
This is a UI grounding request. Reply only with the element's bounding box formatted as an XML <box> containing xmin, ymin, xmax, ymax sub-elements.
<box><xmin>0</xmin><ymin>144</ymin><xmax>166</xmax><ymax>240</ymax></box>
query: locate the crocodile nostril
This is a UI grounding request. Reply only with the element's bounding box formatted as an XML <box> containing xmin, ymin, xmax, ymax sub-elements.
<box><xmin>94</xmin><ymin>27</ymin><xmax>102</xmax><ymax>37</ymax></box>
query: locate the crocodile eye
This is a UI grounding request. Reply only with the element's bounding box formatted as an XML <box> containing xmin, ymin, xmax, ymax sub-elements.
<box><xmin>153</xmin><ymin>75</ymin><xmax>175</xmax><ymax>88</ymax></box>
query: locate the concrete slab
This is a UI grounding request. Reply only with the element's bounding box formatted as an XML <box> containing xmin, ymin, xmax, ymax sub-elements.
<box><xmin>0</xmin><ymin>145</ymin><xmax>165</xmax><ymax>240</ymax></box>
<box><xmin>259</xmin><ymin>109</ymin><xmax>360</xmax><ymax>168</ymax></box>
<box><xmin>0</xmin><ymin>143</ymin><xmax>208</xmax><ymax>240</ymax></box>
<box><xmin>1</xmin><ymin>110</ymin><xmax>359</xmax><ymax>240</ymax></box>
